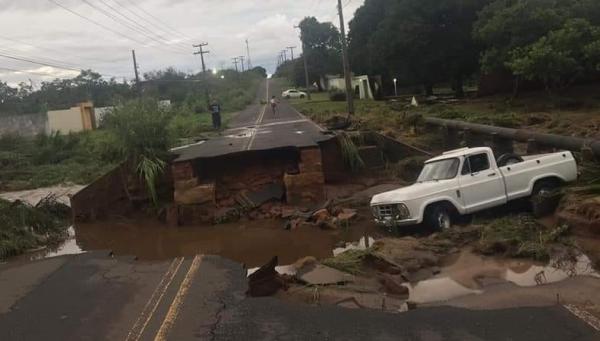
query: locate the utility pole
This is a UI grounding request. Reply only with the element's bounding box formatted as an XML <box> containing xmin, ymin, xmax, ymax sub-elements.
<box><xmin>287</xmin><ymin>46</ymin><xmax>296</xmax><ymax>60</ymax></box>
<box><xmin>232</xmin><ymin>57</ymin><xmax>239</xmax><ymax>72</ymax></box>
<box><xmin>294</xmin><ymin>25</ymin><xmax>311</xmax><ymax>100</ymax></box>
<box><xmin>245</xmin><ymin>39</ymin><xmax>252</xmax><ymax>69</ymax></box>
<box><xmin>239</xmin><ymin>56</ymin><xmax>245</xmax><ymax>72</ymax></box>
<box><xmin>132</xmin><ymin>49</ymin><xmax>141</xmax><ymax>95</ymax></box>
<box><xmin>337</xmin><ymin>0</ymin><xmax>355</xmax><ymax>116</ymax></box>
<box><xmin>193</xmin><ymin>43</ymin><xmax>210</xmax><ymax>108</ymax></box>
<box><xmin>282</xmin><ymin>49</ymin><xmax>288</xmax><ymax>62</ymax></box>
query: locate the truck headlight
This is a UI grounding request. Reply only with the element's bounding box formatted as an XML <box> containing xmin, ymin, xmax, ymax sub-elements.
<box><xmin>396</xmin><ymin>204</ymin><xmax>411</xmax><ymax>219</ymax></box>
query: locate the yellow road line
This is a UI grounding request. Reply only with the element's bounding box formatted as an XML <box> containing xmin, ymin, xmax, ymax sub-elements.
<box><xmin>247</xmin><ymin>79</ymin><xmax>269</xmax><ymax>150</ymax></box>
<box><xmin>125</xmin><ymin>257</ymin><xmax>185</xmax><ymax>341</ymax></box>
<box><xmin>153</xmin><ymin>255</ymin><xmax>203</xmax><ymax>341</ymax></box>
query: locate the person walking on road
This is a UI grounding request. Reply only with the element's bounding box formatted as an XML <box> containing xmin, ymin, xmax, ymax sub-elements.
<box><xmin>209</xmin><ymin>99</ymin><xmax>222</xmax><ymax>131</ymax></box>
<box><xmin>270</xmin><ymin>96</ymin><xmax>279</xmax><ymax>115</ymax></box>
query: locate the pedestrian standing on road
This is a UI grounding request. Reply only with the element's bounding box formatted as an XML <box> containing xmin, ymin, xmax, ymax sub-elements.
<box><xmin>270</xmin><ymin>96</ymin><xmax>279</xmax><ymax>116</ymax></box>
<box><xmin>209</xmin><ymin>99</ymin><xmax>222</xmax><ymax>131</ymax></box>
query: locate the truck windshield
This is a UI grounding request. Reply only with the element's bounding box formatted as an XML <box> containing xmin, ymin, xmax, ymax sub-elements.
<box><xmin>417</xmin><ymin>158</ymin><xmax>459</xmax><ymax>182</ymax></box>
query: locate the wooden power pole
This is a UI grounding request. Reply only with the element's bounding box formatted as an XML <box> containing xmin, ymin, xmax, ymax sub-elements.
<box><xmin>132</xmin><ymin>49</ymin><xmax>140</xmax><ymax>95</ymax></box>
<box><xmin>193</xmin><ymin>43</ymin><xmax>210</xmax><ymax>108</ymax></box>
<box><xmin>287</xmin><ymin>46</ymin><xmax>296</xmax><ymax>60</ymax></box>
<box><xmin>337</xmin><ymin>0</ymin><xmax>355</xmax><ymax>116</ymax></box>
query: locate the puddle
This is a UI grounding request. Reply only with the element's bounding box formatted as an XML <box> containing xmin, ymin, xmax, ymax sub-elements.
<box><xmin>48</xmin><ymin>218</ymin><xmax>382</xmax><ymax>267</ymax></box>
<box><xmin>403</xmin><ymin>250</ymin><xmax>600</xmax><ymax>304</ymax></box>
<box><xmin>12</xmin><ymin>227</ymin><xmax>86</xmax><ymax>262</ymax></box>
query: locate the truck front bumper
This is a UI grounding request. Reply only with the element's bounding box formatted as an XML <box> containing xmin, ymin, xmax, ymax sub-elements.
<box><xmin>374</xmin><ymin>217</ymin><xmax>419</xmax><ymax>228</ymax></box>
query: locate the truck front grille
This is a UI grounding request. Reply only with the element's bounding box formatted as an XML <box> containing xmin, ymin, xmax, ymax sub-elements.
<box><xmin>375</xmin><ymin>205</ymin><xmax>394</xmax><ymax>218</ymax></box>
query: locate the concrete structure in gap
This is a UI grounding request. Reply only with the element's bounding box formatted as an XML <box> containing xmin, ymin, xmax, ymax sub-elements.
<box><xmin>321</xmin><ymin>74</ymin><xmax>376</xmax><ymax>100</ymax></box>
<box><xmin>47</xmin><ymin>102</ymin><xmax>96</xmax><ymax>134</ymax></box>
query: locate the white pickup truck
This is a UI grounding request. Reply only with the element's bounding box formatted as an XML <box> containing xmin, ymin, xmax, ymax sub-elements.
<box><xmin>370</xmin><ymin>147</ymin><xmax>578</xmax><ymax>230</ymax></box>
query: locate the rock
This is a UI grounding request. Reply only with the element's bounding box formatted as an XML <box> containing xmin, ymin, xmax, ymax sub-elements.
<box><xmin>312</xmin><ymin>208</ymin><xmax>330</xmax><ymax>222</ymax></box>
<box><xmin>378</xmin><ymin>274</ymin><xmax>409</xmax><ymax>297</ymax></box>
<box><xmin>337</xmin><ymin>208</ymin><xmax>358</xmax><ymax>223</ymax></box>
<box><xmin>293</xmin><ymin>256</ymin><xmax>317</xmax><ymax>271</ymax></box>
<box><xmin>214</xmin><ymin>207</ymin><xmax>240</xmax><ymax>224</ymax></box>
<box><xmin>247</xmin><ymin>256</ymin><xmax>287</xmax><ymax>297</ymax></box>
<box><xmin>296</xmin><ymin>264</ymin><xmax>352</xmax><ymax>285</ymax></box>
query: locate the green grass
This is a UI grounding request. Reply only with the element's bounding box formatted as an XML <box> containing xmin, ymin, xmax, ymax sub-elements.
<box><xmin>475</xmin><ymin>214</ymin><xmax>572</xmax><ymax>261</ymax></box>
<box><xmin>0</xmin><ymin>196</ymin><xmax>70</xmax><ymax>260</ymax></box>
<box><xmin>321</xmin><ymin>249</ymin><xmax>371</xmax><ymax>275</ymax></box>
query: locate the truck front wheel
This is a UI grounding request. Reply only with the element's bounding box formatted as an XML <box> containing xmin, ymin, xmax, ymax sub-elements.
<box><xmin>424</xmin><ymin>205</ymin><xmax>452</xmax><ymax>231</ymax></box>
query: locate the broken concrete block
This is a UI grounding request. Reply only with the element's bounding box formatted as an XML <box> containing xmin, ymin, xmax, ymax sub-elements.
<box><xmin>247</xmin><ymin>256</ymin><xmax>287</xmax><ymax>297</ymax></box>
<box><xmin>174</xmin><ymin>177</ymin><xmax>198</xmax><ymax>191</ymax></box>
<box><xmin>174</xmin><ymin>183</ymin><xmax>215</xmax><ymax>205</ymax></box>
<box><xmin>312</xmin><ymin>208</ymin><xmax>330</xmax><ymax>222</ymax></box>
<box><xmin>378</xmin><ymin>274</ymin><xmax>409</xmax><ymax>297</ymax></box>
<box><xmin>295</xmin><ymin>264</ymin><xmax>352</xmax><ymax>285</ymax></box>
<box><xmin>171</xmin><ymin>161</ymin><xmax>195</xmax><ymax>181</ymax></box>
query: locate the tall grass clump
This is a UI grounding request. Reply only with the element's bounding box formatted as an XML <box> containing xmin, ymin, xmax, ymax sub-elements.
<box><xmin>338</xmin><ymin>133</ymin><xmax>365</xmax><ymax>172</ymax></box>
<box><xmin>102</xmin><ymin>99</ymin><xmax>171</xmax><ymax>204</ymax></box>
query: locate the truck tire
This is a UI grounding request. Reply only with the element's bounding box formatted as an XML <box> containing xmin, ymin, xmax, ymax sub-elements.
<box><xmin>531</xmin><ymin>180</ymin><xmax>561</xmax><ymax>218</ymax></box>
<box><xmin>424</xmin><ymin>205</ymin><xmax>452</xmax><ymax>231</ymax></box>
<box><xmin>497</xmin><ymin>153</ymin><xmax>524</xmax><ymax>167</ymax></box>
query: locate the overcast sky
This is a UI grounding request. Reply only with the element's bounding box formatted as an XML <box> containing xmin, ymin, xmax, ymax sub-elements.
<box><xmin>0</xmin><ymin>0</ymin><xmax>364</xmax><ymax>87</ymax></box>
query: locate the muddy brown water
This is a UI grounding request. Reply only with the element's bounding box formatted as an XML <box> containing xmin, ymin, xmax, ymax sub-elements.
<box><xmin>14</xmin><ymin>218</ymin><xmax>383</xmax><ymax>267</ymax></box>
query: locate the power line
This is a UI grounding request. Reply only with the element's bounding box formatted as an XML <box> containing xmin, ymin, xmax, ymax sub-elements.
<box><xmin>108</xmin><ymin>0</ymin><xmax>191</xmax><ymax>44</ymax></box>
<box><xmin>47</xmin><ymin>0</ymin><xmax>147</xmax><ymax>45</ymax></box>
<box><xmin>80</xmin><ymin>0</ymin><xmax>189</xmax><ymax>54</ymax></box>
<box><xmin>122</xmin><ymin>0</ymin><xmax>194</xmax><ymax>41</ymax></box>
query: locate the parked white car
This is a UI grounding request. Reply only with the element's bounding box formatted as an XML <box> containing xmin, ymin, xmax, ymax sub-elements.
<box><xmin>370</xmin><ymin>147</ymin><xmax>578</xmax><ymax>230</ymax></box>
<box><xmin>282</xmin><ymin>89</ymin><xmax>307</xmax><ymax>99</ymax></box>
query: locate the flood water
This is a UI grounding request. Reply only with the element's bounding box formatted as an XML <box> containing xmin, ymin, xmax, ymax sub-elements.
<box><xmin>404</xmin><ymin>249</ymin><xmax>600</xmax><ymax>304</ymax></box>
<box><xmin>18</xmin><ymin>218</ymin><xmax>383</xmax><ymax>267</ymax></box>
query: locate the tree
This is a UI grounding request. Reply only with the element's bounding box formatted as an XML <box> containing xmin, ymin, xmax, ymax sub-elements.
<box><xmin>364</xmin><ymin>0</ymin><xmax>488</xmax><ymax>96</ymax></box>
<box><xmin>348</xmin><ymin>0</ymin><xmax>388</xmax><ymax>76</ymax></box>
<box><xmin>507</xmin><ymin>19</ymin><xmax>600</xmax><ymax>91</ymax></box>
<box><xmin>299</xmin><ymin>17</ymin><xmax>343</xmax><ymax>89</ymax></box>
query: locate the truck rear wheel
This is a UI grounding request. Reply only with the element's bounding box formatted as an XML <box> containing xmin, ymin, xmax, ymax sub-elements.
<box><xmin>531</xmin><ymin>180</ymin><xmax>561</xmax><ymax>218</ymax></box>
<box><xmin>424</xmin><ymin>205</ymin><xmax>452</xmax><ymax>231</ymax></box>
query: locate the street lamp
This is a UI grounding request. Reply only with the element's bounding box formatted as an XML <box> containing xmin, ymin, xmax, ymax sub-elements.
<box><xmin>393</xmin><ymin>78</ymin><xmax>398</xmax><ymax>97</ymax></box>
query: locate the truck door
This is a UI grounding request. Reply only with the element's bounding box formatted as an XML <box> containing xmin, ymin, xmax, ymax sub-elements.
<box><xmin>459</xmin><ymin>153</ymin><xmax>507</xmax><ymax>213</ymax></box>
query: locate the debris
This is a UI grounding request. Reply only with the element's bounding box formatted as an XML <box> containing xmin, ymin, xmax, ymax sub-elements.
<box><xmin>377</xmin><ymin>274</ymin><xmax>409</xmax><ymax>297</ymax></box>
<box><xmin>312</xmin><ymin>208</ymin><xmax>330</xmax><ymax>222</ymax></box>
<box><xmin>410</xmin><ymin>96</ymin><xmax>419</xmax><ymax>107</ymax></box>
<box><xmin>296</xmin><ymin>263</ymin><xmax>353</xmax><ymax>286</ymax></box>
<box><xmin>284</xmin><ymin>218</ymin><xmax>303</xmax><ymax>230</ymax></box>
<box><xmin>174</xmin><ymin>182</ymin><xmax>215</xmax><ymax>205</ymax></box>
<box><xmin>214</xmin><ymin>207</ymin><xmax>241</xmax><ymax>224</ymax></box>
<box><xmin>235</xmin><ymin>183</ymin><xmax>284</xmax><ymax>209</ymax></box>
<box><xmin>247</xmin><ymin>256</ymin><xmax>288</xmax><ymax>297</ymax></box>
<box><xmin>337</xmin><ymin>208</ymin><xmax>358</xmax><ymax>224</ymax></box>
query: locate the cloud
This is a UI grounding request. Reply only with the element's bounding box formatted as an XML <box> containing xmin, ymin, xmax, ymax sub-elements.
<box><xmin>0</xmin><ymin>0</ymin><xmax>365</xmax><ymax>86</ymax></box>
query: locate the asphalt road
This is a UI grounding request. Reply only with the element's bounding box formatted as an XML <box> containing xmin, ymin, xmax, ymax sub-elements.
<box><xmin>172</xmin><ymin>78</ymin><xmax>333</xmax><ymax>162</ymax></box>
